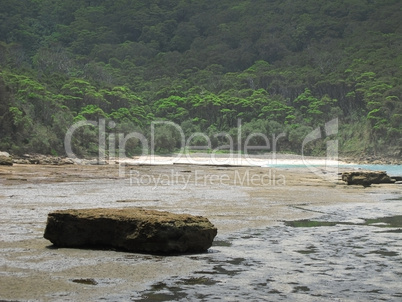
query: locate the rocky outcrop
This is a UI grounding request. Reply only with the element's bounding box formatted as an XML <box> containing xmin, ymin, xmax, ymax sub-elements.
<box><xmin>12</xmin><ymin>154</ymin><xmax>108</xmax><ymax>165</ymax></box>
<box><xmin>44</xmin><ymin>208</ymin><xmax>217</xmax><ymax>254</ymax></box>
<box><xmin>392</xmin><ymin>176</ymin><xmax>402</xmax><ymax>182</ymax></box>
<box><xmin>12</xmin><ymin>154</ymin><xmax>75</xmax><ymax>165</ymax></box>
<box><xmin>0</xmin><ymin>152</ymin><xmax>12</xmax><ymax>166</ymax></box>
<box><xmin>342</xmin><ymin>171</ymin><xmax>396</xmax><ymax>186</ymax></box>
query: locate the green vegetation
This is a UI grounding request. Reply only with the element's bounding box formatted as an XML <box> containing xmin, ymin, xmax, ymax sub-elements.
<box><xmin>0</xmin><ymin>0</ymin><xmax>401</xmax><ymax>157</ymax></box>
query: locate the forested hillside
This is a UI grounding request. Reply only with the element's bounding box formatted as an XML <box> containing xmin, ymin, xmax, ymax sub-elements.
<box><xmin>0</xmin><ymin>0</ymin><xmax>401</xmax><ymax>158</ymax></box>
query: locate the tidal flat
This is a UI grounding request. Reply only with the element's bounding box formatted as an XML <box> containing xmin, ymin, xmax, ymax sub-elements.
<box><xmin>0</xmin><ymin>163</ymin><xmax>401</xmax><ymax>301</ymax></box>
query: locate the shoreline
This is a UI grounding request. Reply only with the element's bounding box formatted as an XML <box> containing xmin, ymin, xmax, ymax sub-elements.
<box><xmin>114</xmin><ymin>153</ymin><xmax>346</xmax><ymax>167</ymax></box>
<box><xmin>4</xmin><ymin>151</ymin><xmax>400</xmax><ymax>167</ymax></box>
<box><xmin>2</xmin><ymin>153</ymin><xmax>400</xmax><ymax>188</ymax></box>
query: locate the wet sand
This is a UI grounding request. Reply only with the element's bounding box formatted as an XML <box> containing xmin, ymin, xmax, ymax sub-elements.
<box><xmin>0</xmin><ymin>162</ymin><xmax>401</xmax><ymax>301</ymax></box>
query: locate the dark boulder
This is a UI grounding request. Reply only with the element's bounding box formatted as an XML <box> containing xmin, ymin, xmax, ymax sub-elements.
<box><xmin>391</xmin><ymin>176</ymin><xmax>402</xmax><ymax>182</ymax></box>
<box><xmin>44</xmin><ymin>208</ymin><xmax>217</xmax><ymax>254</ymax></box>
<box><xmin>342</xmin><ymin>171</ymin><xmax>395</xmax><ymax>186</ymax></box>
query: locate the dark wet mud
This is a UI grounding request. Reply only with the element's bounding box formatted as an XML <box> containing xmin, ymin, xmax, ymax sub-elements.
<box><xmin>134</xmin><ymin>209</ymin><xmax>402</xmax><ymax>301</ymax></box>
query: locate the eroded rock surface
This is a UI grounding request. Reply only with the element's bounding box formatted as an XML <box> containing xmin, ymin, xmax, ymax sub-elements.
<box><xmin>342</xmin><ymin>171</ymin><xmax>395</xmax><ymax>186</ymax></box>
<box><xmin>44</xmin><ymin>208</ymin><xmax>217</xmax><ymax>254</ymax></box>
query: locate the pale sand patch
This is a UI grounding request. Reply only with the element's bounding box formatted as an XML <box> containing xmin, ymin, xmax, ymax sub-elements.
<box><xmin>113</xmin><ymin>153</ymin><xmax>349</xmax><ymax>167</ymax></box>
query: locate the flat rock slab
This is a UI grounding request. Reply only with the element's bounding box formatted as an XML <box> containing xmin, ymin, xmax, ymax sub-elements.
<box><xmin>44</xmin><ymin>208</ymin><xmax>217</xmax><ymax>254</ymax></box>
<box><xmin>342</xmin><ymin>171</ymin><xmax>395</xmax><ymax>186</ymax></box>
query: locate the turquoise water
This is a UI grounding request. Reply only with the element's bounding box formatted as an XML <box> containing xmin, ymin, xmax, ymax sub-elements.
<box><xmin>267</xmin><ymin>163</ymin><xmax>402</xmax><ymax>176</ymax></box>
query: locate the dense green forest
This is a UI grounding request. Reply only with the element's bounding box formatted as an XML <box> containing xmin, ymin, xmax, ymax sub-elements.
<box><xmin>0</xmin><ymin>0</ymin><xmax>401</xmax><ymax>158</ymax></box>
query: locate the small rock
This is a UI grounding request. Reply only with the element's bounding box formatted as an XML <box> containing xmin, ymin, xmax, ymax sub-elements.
<box><xmin>0</xmin><ymin>155</ymin><xmax>13</xmax><ymax>166</ymax></box>
<box><xmin>44</xmin><ymin>208</ymin><xmax>217</xmax><ymax>254</ymax></box>
<box><xmin>61</xmin><ymin>158</ymin><xmax>75</xmax><ymax>165</ymax></box>
<box><xmin>71</xmin><ymin>278</ymin><xmax>98</xmax><ymax>285</ymax></box>
<box><xmin>0</xmin><ymin>151</ymin><xmax>10</xmax><ymax>157</ymax></box>
<box><xmin>29</xmin><ymin>158</ymin><xmax>40</xmax><ymax>164</ymax></box>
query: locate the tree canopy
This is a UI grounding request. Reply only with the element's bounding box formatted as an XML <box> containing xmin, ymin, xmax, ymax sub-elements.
<box><xmin>0</xmin><ymin>0</ymin><xmax>401</xmax><ymax>157</ymax></box>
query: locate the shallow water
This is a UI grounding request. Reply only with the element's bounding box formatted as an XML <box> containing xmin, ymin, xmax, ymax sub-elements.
<box><xmin>133</xmin><ymin>200</ymin><xmax>402</xmax><ymax>301</ymax></box>
<box><xmin>0</xmin><ymin>165</ymin><xmax>401</xmax><ymax>301</ymax></box>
